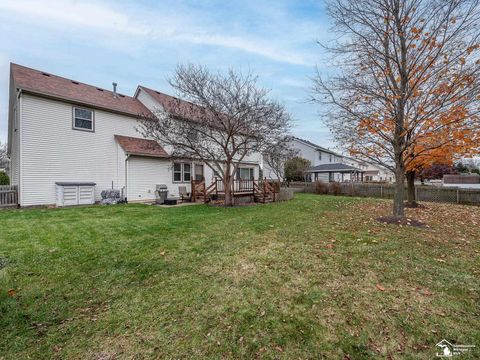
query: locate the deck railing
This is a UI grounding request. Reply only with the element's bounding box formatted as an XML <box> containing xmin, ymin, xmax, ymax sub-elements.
<box><xmin>191</xmin><ymin>178</ymin><xmax>279</xmax><ymax>203</ymax></box>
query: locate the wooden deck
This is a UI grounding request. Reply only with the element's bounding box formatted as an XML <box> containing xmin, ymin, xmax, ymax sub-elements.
<box><xmin>191</xmin><ymin>179</ymin><xmax>279</xmax><ymax>204</ymax></box>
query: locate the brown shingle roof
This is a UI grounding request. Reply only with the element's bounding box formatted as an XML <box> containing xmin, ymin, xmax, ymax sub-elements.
<box><xmin>11</xmin><ymin>63</ymin><xmax>152</xmax><ymax>117</ymax></box>
<box><xmin>139</xmin><ymin>85</ymin><xmax>208</xmax><ymax>122</ymax></box>
<box><xmin>114</xmin><ymin>135</ymin><xmax>169</xmax><ymax>158</ymax></box>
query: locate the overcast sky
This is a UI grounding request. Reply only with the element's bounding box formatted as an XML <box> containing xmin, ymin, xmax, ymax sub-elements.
<box><xmin>0</xmin><ymin>0</ymin><xmax>337</xmax><ymax>148</ymax></box>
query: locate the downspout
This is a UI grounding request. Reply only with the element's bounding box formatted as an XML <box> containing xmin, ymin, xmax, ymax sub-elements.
<box><xmin>124</xmin><ymin>154</ymin><xmax>130</xmax><ymax>203</ymax></box>
<box><xmin>17</xmin><ymin>89</ymin><xmax>22</xmax><ymax>206</ymax></box>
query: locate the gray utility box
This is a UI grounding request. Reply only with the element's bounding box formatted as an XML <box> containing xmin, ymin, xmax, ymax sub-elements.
<box><xmin>155</xmin><ymin>184</ymin><xmax>168</xmax><ymax>204</ymax></box>
<box><xmin>55</xmin><ymin>182</ymin><xmax>96</xmax><ymax>207</ymax></box>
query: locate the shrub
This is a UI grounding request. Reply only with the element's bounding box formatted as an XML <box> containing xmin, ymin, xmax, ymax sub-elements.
<box><xmin>315</xmin><ymin>181</ymin><xmax>328</xmax><ymax>194</ymax></box>
<box><xmin>329</xmin><ymin>182</ymin><xmax>342</xmax><ymax>195</ymax></box>
<box><xmin>0</xmin><ymin>171</ymin><xmax>9</xmax><ymax>185</ymax></box>
<box><xmin>285</xmin><ymin>157</ymin><xmax>311</xmax><ymax>182</ymax></box>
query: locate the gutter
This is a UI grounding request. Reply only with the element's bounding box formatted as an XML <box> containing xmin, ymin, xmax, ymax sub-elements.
<box><xmin>124</xmin><ymin>154</ymin><xmax>131</xmax><ymax>203</ymax></box>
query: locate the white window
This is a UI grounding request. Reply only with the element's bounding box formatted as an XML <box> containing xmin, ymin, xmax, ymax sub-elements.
<box><xmin>73</xmin><ymin>107</ymin><xmax>94</xmax><ymax>131</ymax></box>
<box><xmin>238</xmin><ymin>167</ymin><xmax>254</xmax><ymax>180</ymax></box>
<box><xmin>318</xmin><ymin>152</ymin><xmax>322</xmax><ymax>160</ymax></box>
<box><xmin>173</xmin><ymin>163</ymin><xmax>182</xmax><ymax>182</ymax></box>
<box><xmin>183</xmin><ymin>163</ymin><xmax>191</xmax><ymax>182</ymax></box>
<box><xmin>329</xmin><ymin>154</ymin><xmax>332</xmax><ymax>162</ymax></box>
<box><xmin>194</xmin><ymin>164</ymin><xmax>204</xmax><ymax>181</ymax></box>
<box><xmin>173</xmin><ymin>162</ymin><xmax>192</xmax><ymax>182</ymax></box>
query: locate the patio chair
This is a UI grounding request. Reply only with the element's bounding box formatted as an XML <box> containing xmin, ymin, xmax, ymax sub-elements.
<box><xmin>178</xmin><ymin>186</ymin><xmax>191</xmax><ymax>203</ymax></box>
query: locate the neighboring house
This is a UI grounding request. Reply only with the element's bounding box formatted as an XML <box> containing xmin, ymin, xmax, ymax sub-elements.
<box><xmin>7</xmin><ymin>64</ymin><xmax>262</xmax><ymax>207</ymax></box>
<box><xmin>343</xmin><ymin>157</ymin><xmax>394</xmax><ymax>183</ymax></box>
<box><xmin>291</xmin><ymin>137</ymin><xmax>364</xmax><ymax>182</ymax></box>
<box><xmin>443</xmin><ymin>174</ymin><xmax>480</xmax><ymax>189</ymax></box>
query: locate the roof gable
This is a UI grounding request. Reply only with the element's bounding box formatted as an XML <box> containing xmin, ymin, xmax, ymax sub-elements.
<box><xmin>293</xmin><ymin>137</ymin><xmax>340</xmax><ymax>156</ymax></box>
<box><xmin>137</xmin><ymin>85</ymin><xmax>208</xmax><ymax>123</ymax></box>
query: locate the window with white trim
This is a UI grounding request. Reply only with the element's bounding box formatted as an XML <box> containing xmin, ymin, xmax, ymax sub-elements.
<box><xmin>183</xmin><ymin>163</ymin><xmax>191</xmax><ymax>182</ymax></box>
<box><xmin>73</xmin><ymin>107</ymin><xmax>94</xmax><ymax>131</ymax></box>
<box><xmin>318</xmin><ymin>152</ymin><xmax>322</xmax><ymax>160</ymax></box>
<box><xmin>173</xmin><ymin>162</ymin><xmax>192</xmax><ymax>182</ymax></box>
<box><xmin>237</xmin><ymin>167</ymin><xmax>254</xmax><ymax>180</ymax></box>
<box><xmin>173</xmin><ymin>163</ymin><xmax>182</xmax><ymax>182</ymax></box>
<box><xmin>194</xmin><ymin>164</ymin><xmax>204</xmax><ymax>181</ymax></box>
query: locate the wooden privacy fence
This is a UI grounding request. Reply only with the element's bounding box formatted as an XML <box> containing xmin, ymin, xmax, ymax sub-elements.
<box><xmin>0</xmin><ymin>185</ymin><xmax>18</xmax><ymax>208</ymax></box>
<box><xmin>294</xmin><ymin>181</ymin><xmax>480</xmax><ymax>206</ymax></box>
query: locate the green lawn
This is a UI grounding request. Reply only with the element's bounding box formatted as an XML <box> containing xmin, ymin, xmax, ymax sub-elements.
<box><xmin>0</xmin><ymin>194</ymin><xmax>479</xmax><ymax>359</ymax></box>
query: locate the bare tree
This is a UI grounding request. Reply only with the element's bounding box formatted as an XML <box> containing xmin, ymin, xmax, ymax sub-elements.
<box><xmin>139</xmin><ymin>64</ymin><xmax>292</xmax><ymax>206</ymax></box>
<box><xmin>263</xmin><ymin>136</ymin><xmax>298</xmax><ymax>183</ymax></box>
<box><xmin>313</xmin><ymin>0</ymin><xmax>480</xmax><ymax>218</ymax></box>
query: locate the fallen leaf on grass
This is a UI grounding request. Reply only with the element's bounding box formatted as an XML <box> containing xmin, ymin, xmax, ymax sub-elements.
<box><xmin>7</xmin><ymin>289</ymin><xmax>16</xmax><ymax>297</ymax></box>
<box><xmin>160</xmin><ymin>251</ymin><xmax>166</xmax><ymax>256</ymax></box>
<box><xmin>376</xmin><ymin>284</ymin><xmax>385</xmax><ymax>291</ymax></box>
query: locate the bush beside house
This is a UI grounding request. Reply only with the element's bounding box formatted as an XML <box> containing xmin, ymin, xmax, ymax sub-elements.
<box><xmin>0</xmin><ymin>171</ymin><xmax>9</xmax><ymax>185</ymax></box>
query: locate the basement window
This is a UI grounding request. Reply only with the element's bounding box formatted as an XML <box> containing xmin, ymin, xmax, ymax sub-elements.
<box><xmin>73</xmin><ymin>107</ymin><xmax>94</xmax><ymax>132</ymax></box>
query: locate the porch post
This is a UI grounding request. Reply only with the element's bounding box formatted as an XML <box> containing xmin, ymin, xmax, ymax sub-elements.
<box><xmin>191</xmin><ymin>180</ymin><xmax>196</xmax><ymax>202</ymax></box>
<box><xmin>203</xmin><ymin>180</ymin><xmax>207</xmax><ymax>204</ymax></box>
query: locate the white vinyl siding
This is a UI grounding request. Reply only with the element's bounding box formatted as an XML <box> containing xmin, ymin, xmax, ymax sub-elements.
<box><xmin>20</xmin><ymin>94</ymin><xmax>143</xmax><ymax>206</ymax></box>
<box><xmin>127</xmin><ymin>157</ymin><xmax>215</xmax><ymax>201</ymax></box>
<box><xmin>16</xmin><ymin>91</ymin><xmax>264</xmax><ymax>206</ymax></box>
<box><xmin>315</xmin><ymin>173</ymin><xmax>329</xmax><ymax>182</ymax></box>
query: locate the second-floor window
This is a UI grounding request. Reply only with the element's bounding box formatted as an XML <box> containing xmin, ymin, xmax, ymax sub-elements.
<box><xmin>73</xmin><ymin>107</ymin><xmax>94</xmax><ymax>132</ymax></box>
<box><xmin>329</xmin><ymin>154</ymin><xmax>332</xmax><ymax>162</ymax></box>
<box><xmin>318</xmin><ymin>152</ymin><xmax>322</xmax><ymax>160</ymax></box>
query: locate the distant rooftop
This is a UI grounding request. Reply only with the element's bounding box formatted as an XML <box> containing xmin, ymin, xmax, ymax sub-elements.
<box><xmin>292</xmin><ymin>136</ymin><xmax>340</xmax><ymax>156</ymax></box>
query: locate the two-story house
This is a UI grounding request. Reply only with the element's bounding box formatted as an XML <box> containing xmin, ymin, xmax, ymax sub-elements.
<box><xmin>7</xmin><ymin>64</ymin><xmax>262</xmax><ymax>206</ymax></box>
<box><xmin>291</xmin><ymin>137</ymin><xmax>365</xmax><ymax>182</ymax></box>
<box><xmin>343</xmin><ymin>157</ymin><xmax>394</xmax><ymax>183</ymax></box>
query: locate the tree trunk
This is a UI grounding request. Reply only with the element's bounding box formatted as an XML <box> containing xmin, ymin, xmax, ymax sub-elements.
<box><xmin>223</xmin><ymin>167</ymin><xmax>234</xmax><ymax>206</ymax></box>
<box><xmin>393</xmin><ymin>167</ymin><xmax>405</xmax><ymax>218</ymax></box>
<box><xmin>405</xmin><ymin>171</ymin><xmax>417</xmax><ymax>207</ymax></box>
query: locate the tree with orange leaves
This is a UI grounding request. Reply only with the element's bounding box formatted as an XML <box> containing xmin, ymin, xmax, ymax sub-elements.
<box><xmin>404</xmin><ymin>118</ymin><xmax>479</xmax><ymax>206</ymax></box>
<box><xmin>313</xmin><ymin>0</ymin><xmax>480</xmax><ymax>218</ymax></box>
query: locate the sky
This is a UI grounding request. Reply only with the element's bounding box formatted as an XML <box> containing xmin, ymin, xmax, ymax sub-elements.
<box><xmin>0</xmin><ymin>0</ymin><xmax>336</xmax><ymax>148</ymax></box>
